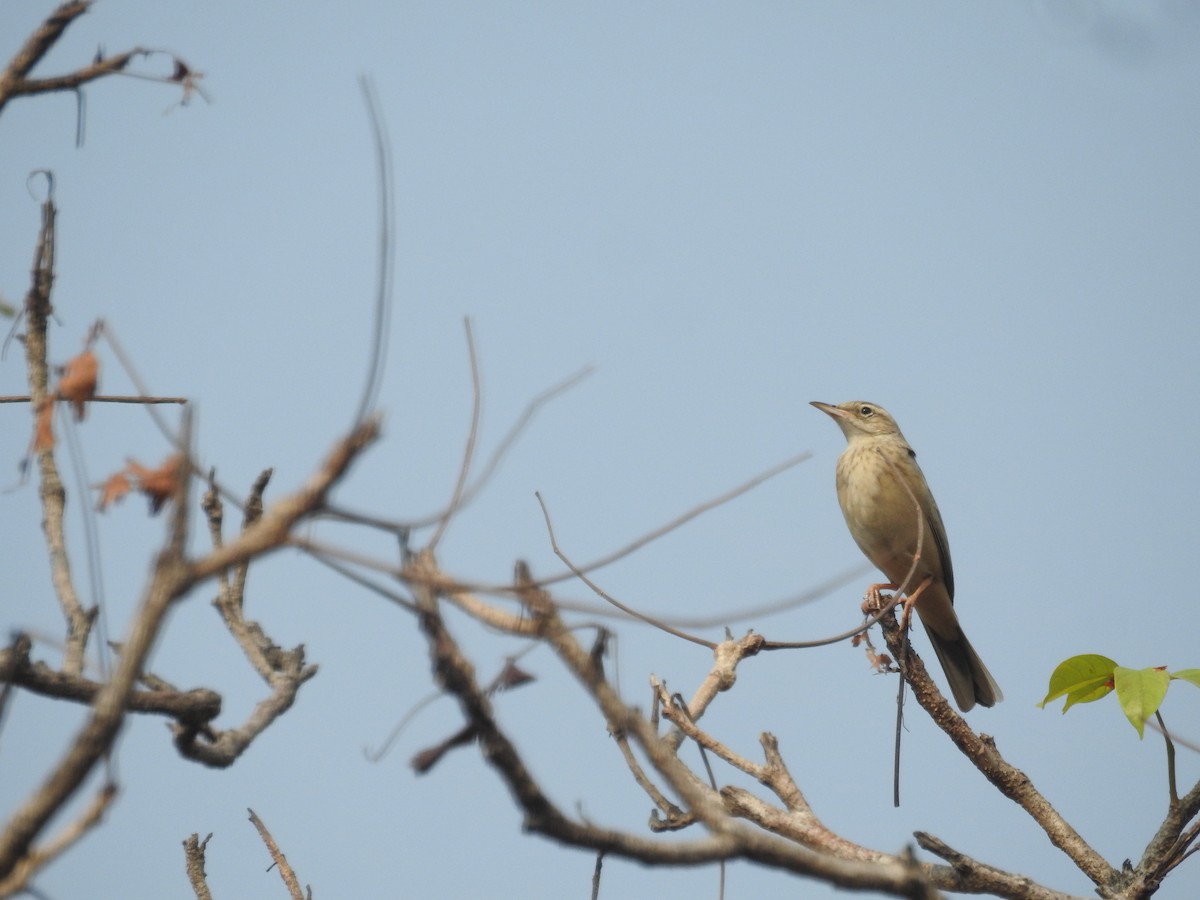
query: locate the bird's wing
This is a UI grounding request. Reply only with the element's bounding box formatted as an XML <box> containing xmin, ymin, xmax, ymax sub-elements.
<box><xmin>900</xmin><ymin>445</ymin><xmax>955</xmax><ymax>603</ymax></box>
<box><xmin>916</xmin><ymin>466</ymin><xmax>954</xmax><ymax>601</ymax></box>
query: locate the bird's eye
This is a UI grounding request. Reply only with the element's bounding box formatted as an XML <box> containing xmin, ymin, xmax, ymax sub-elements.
<box><xmin>859</xmin><ymin>405</ymin><xmax>873</xmax><ymax>417</ymax></box>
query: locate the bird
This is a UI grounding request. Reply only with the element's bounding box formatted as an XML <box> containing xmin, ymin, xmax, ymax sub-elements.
<box><xmin>810</xmin><ymin>400</ymin><xmax>1001</xmax><ymax>711</ymax></box>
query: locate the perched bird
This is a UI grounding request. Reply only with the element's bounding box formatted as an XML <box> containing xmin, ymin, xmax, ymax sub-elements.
<box><xmin>811</xmin><ymin>400</ymin><xmax>1001</xmax><ymax>711</ymax></box>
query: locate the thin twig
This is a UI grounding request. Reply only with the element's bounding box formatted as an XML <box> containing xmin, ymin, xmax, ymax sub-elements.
<box><xmin>0</xmin><ymin>393</ymin><xmax>186</xmax><ymax>405</ymax></box>
<box><xmin>351</xmin><ymin>75</ymin><xmax>394</xmax><ymax>427</ymax></box>
<box><xmin>660</xmin><ymin>563</ymin><xmax>873</xmax><ymax>628</ymax></box>
<box><xmin>428</xmin><ymin>318</ymin><xmax>481</xmax><ymax>552</ymax></box>
<box><xmin>325</xmin><ymin>365</ymin><xmax>594</xmax><ymax>532</ymax></box>
<box><xmin>536</xmin><ymin>492</ymin><xmax>715</xmax><ymax>648</ymax></box>
<box><xmin>535</xmin><ymin>451</ymin><xmax>812</xmax><ymax>588</ymax></box>
<box><xmin>761</xmin><ymin>592</ymin><xmax>902</xmax><ymax>650</ymax></box>
<box><xmin>248</xmin><ymin>809</ymin><xmax>305</xmax><ymax>900</ymax></box>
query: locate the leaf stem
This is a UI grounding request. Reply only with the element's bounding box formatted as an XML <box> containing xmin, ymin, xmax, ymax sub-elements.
<box><xmin>1155</xmin><ymin>710</ymin><xmax>1178</xmax><ymax>807</ymax></box>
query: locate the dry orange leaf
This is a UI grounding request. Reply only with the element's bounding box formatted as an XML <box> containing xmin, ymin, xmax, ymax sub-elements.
<box><xmin>96</xmin><ymin>471</ymin><xmax>133</xmax><ymax>511</ymax></box>
<box><xmin>59</xmin><ymin>349</ymin><xmax>99</xmax><ymax>421</ymax></box>
<box><xmin>127</xmin><ymin>454</ymin><xmax>183</xmax><ymax>514</ymax></box>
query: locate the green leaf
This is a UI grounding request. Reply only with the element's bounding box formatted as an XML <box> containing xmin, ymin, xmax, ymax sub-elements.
<box><xmin>1113</xmin><ymin>666</ymin><xmax>1170</xmax><ymax>738</ymax></box>
<box><xmin>1039</xmin><ymin>654</ymin><xmax>1118</xmax><ymax>711</ymax></box>
<box><xmin>1170</xmin><ymin>669</ymin><xmax>1200</xmax><ymax>688</ymax></box>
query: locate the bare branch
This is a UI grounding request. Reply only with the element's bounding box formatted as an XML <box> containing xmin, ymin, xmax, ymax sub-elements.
<box><xmin>352</xmin><ymin>76</ymin><xmax>395</xmax><ymax>428</ymax></box>
<box><xmin>182</xmin><ymin>833</ymin><xmax>213</xmax><ymax>900</ymax></box>
<box><xmin>0</xmin><ymin>406</ymin><xmax>191</xmax><ymax>880</ymax></box>
<box><xmin>535</xmin><ymin>451</ymin><xmax>812</xmax><ymax>589</ymax></box>
<box><xmin>428</xmin><ymin>318</ymin><xmax>481</xmax><ymax>552</ymax></box>
<box><xmin>19</xmin><ymin>181</ymin><xmax>94</xmax><ymax>676</ymax></box>
<box><xmin>0</xmin><ymin>783</ymin><xmax>116</xmax><ymax>897</ymax></box>
<box><xmin>0</xmin><ymin>2</ymin><xmax>94</xmax><ymax>117</ymax></box>
<box><xmin>189</xmin><ymin>418</ymin><xmax>380</xmax><ymax>581</ymax></box>
<box><xmin>327</xmin><ymin>367</ymin><xmax>595</xmax><ymax>533</ymax></box>
<box><xmin>537</xmin><ymin>491</ymin><xmax>716</xmax><ymax>648</ymax></box>
<box><xmin>876</xmin><ymin>611</ymin><xmax>1119</xmax><ymax>892</ymax></box>
<box><xmin>0</xmin><ymin>4</ymin><xmax>204</xmax><ymax>129</ymax></box>
<box><xmin>248</xmin><ymin>809</ymin><xmax>306</xmax><ymax>900</ymax></box>
<box><xmin>1126</xmin><ymin>775</ymin><xmax>1200</xmax><ymax>896</ymax></box>
<box><xmin>0</xmin><ymin>393</ymin><xmax>188</xmax><ymax>406</ymax></box>
<box><xmin>662</xmin><ymin>562</ymin><xmax>873</xmax><ymax>629</ymax></box>
<box><xmin>0</xmin><ymin>641</ymin><xmax>220</xmax><ymax>724</ymax></box>
<box><xmin>413</xmin><ymin>551</ymin><xmax>943</xmax><ymax>897</ymax></box>
<box><xmin>761</xmin><ymin>590</ymin><xmax>902</xmax><ymax>651</ymax></box>
<box><xmin>914</xmin><ymin>832</ymin><xmax>1089</xmax><ymax>900</ymax></box>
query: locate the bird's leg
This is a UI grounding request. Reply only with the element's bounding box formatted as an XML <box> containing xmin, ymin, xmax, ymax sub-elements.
<box><xmin>861</xmin><ymin>583</ymin><xmax>899</xmax><ymax>616</ymax></box>
<box><xmin>897</xmin><ymin>575</ymin><xmax>934</xmax><ymax>634</ymax></box>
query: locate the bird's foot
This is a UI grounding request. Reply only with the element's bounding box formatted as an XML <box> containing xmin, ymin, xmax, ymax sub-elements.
<box><xmin>861</xmin><ymin>583</ymin><xmax>898</xmax><ymax>616</ymax></box>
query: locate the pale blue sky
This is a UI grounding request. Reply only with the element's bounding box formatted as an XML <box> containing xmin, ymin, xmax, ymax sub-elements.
<box><xmin>2</xmin><ymin>2</ymin><xmax>1199</xmax><ymax>898</ymax></box>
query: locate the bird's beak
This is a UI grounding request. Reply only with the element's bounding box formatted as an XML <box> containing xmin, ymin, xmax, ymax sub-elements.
<box><xmin>810</xmin><ymin>401</ymin><xmax>846</xmax><ymax>420</ymax></box>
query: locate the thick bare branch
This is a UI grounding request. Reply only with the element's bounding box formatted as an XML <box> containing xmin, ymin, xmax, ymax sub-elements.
<box><xmin>914</xmin><ymin>832</ymin><xmax>1089</xmax><ymax>900</ymax></box>
<box><xmin>189</xmin><ymin>418</ymin><xmax>380</xmax><ymax>581</ymax></box>
<box><xmin>0</xmin><ymin>419</ymin><xmax>191</xmax><ymax>881</ymax></box>
<box><xmin>0</xmin><ymin>2</ymin><xmax>93</xmax><ymax>117</ymax></box>
<box><xmin>0</xmin><ymin>642</ymin><xmax>220</xmax><ymax>724</ymax></box>
<box><xmin>20</xmin><ymin>183</ymin><xmax>94</xmax><ymax>676</ymax></box>
<box><xmin>182</xmin><ymin>833</ymin><xmax>213</xmax><ymax>900</ymax></box>
<box><xmin>0</xmin><ymin>783</ymin><xmax>116</xmax><ymax>897</ymax></box>
<box><xmin>412</xmin><ymin>551</ymin><xmax>944</xmax><ymax>897</ymax></box>
<box><xmin>877</xmin><ymin>610</ymin><xmax>1119</xmax><ymax>892</ymax></box>
<box><xmin>1125</xmin><ymin>775</ymin><xmax>1200</xmax><ymax>896</ymax></box>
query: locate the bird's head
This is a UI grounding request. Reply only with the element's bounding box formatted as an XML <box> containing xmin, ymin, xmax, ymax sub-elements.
<box><xmin>810</xmin><ymin>401</ymin><xmax>904</xmax><ymax>442</ymax></box>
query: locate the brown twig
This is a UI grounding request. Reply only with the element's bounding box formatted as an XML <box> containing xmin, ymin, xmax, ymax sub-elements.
<box><xmin>534</xmin><ymin>451</ymin><xmax>813</xmax><ymax>589</ymax></box>
<box><xmin>326</xmin><ymin>365</ymin><xmax>594</xmax><ymax>533</ymax></box>
<box><xmin>412</xmin><ymin>550</ymin><xmax>943</xmax><ymax>897</ymax></box>
<box><xmin>182</xmin><ymin>833</ymin><xmax>214</xmax><ymax>900</ymax></box>
<box><xmin>0</xmin><ymin>393</ymin><xmax>187</xmax><ymax>405</ymax></box>
<box><xmin>0</xmin><ymin>3</ymin><xmax>204</xmax><ymax>136</ymax></box>
<box><xmin>0</xmin><ymin>642</ymin><xmax>220</xmax><ymax>724</ymax></box>
<box><xmin>761</xmin><ymin>590</ymin><xmax>902</xmax><ymax>650</ymax></box>
<box><xmin>0</xmin><ymin>782</ymin><xmax>117</xmax><ymax>897</ymax></box>
<box><xmin>659</xmin><ymin>562</ymin><xmax>873</xmax><ymax>628</ymax></box>
<box><xmin>1125</xmin><ymin>775</ymin><xmax>1200</xmax><ymax>896</ymax></box>
<box><xmin>428</xmin><ymin>318</ymin><xmax>481</xmax><ymax>553</ymax></box>
<box><xmin>914</xmin><ymin>832</ymin><xmax>1088</xmax><ymax>900</ymax></box>
<box><xmin>0</xmin><ymin>406</ymin><xmax>192</xmax><ymax>881</ymax></box>
<box><xmin>876</xmin><ymin>611</ymin><xmax>1119</xmax><ymax>893</ymax></box>
<box><xmin>0</xmin><ymin>2</ymin><xmax>94</xmax><ymax>118</ymax></box>
<box><xmin>188</xmin><ymin>418</ymin><xmax>379</xmax><ymax>581</ymax></box>
<box><xmin>537</xmin><ymin>491</ymin><xmax>716</xmax><ymax>648</ymax></box>
<box><xmin>171</xmin><ymin>430</ymin><xmax>375</xmax><ymax>767</ymax></box>
<box><xmin>662</xmin><ymin>633</ymin><xmax>765</xmax><ymax>753</ymax></box>
<box><xmin>20</xmin><ymin>180</ymin><xmax>94</xmax><ymax>677</ymax></box>
<box><xmin>248</xmin><ymin>809</ymin><xmax>306</xmax><ymax>900</ymax></box>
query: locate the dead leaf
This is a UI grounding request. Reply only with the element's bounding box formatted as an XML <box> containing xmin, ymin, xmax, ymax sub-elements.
<box><xmin>127</xmin><ymin>454</ymin><xmax>183</xmax><ymax>514</ymax></box>
<box><xmin>96</xmin><ymin>471</ymin><xmax>133</xmax><ymax>511</ymax></box>
<box><xmin>58</xmin><ymin>349</ymin><xmax>99</xmax><ymax>420</ymax></box>
<box><xmin>491</xmin><ymin>661</ymin><xmax>535</xmax><ymax>694</ymax></box>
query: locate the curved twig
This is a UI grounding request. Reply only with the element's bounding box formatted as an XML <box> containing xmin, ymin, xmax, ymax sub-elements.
<box><xmin>537</xmin><ymin>492</ymin><xmax>716</xmax><ymax>648</ymax></box>
<box><xmin>351</xmin><ymin>75</ymin><xmax>394</xmax><ymax>428</ymax></box>
<box><xmin>428</xmin><ymin>319</ymin><xmax>481</xmax><ymax>552</ymax></box>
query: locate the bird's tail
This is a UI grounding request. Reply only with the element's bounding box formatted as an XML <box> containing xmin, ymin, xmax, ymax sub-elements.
<box><xmin>925</xmin><ymin>629</ymin><xmax>1003</xmax><ymax>712</ymax></box>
